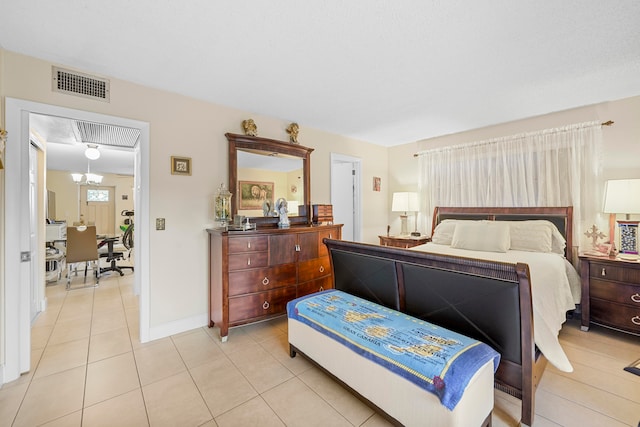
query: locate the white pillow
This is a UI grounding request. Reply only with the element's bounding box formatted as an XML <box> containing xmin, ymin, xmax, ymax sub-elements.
<box><xmin>431</xmin><ymin>220</ymin><xmax>457</xmax><ymax>245</ymax></box>
<box><xmin>506</xmin><ymin>221</ymin><xmax>553</xmax><ymax>253</ymax></box>
<box><xmin>451</xmin><ymin>221</ymin><xmax>511</xmax><ymax>253</ymax></box>
<box><xmin>504</xmin><ymin>220</ymin><xmax>566</xmax><ymax>254</ymax></box>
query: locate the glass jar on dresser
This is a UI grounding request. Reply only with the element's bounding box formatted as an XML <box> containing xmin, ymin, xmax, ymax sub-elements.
<box><xmin>208</xmin><ymin>224</ymin><xmax>342</xmax><ymax>341</ymax></box>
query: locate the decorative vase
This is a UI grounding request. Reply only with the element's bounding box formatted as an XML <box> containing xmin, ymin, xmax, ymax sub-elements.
<box><xmin>214</xmin><ymin>183</ymin><xmax>232</xmax><ymax>227</ymax></box>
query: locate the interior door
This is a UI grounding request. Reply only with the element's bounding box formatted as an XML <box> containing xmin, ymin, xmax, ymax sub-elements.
<box><xmin>29</xmin><ymin>144</ymin><xmax>40</xmax><ymax>322</ymax></box>
<box><xmin>80</xmin><ymin>185</ymin><xmax>115</xmax><ymax>235</ymax></box>
<box><xmin>330</xmin><ymin>154</ymin><xmax>361</xmax><ymax>242</ymax></box>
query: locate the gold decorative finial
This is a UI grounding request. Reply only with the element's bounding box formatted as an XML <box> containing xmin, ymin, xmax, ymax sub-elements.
<box><xmin>241</xmin><ymin>119</ymin><xmax>258</xmax><ymax>136</ymax></box>
<box><xmin>286</xmin><ymin>122</ymin><xmax>299</xmax><ymax>144</ymax></box>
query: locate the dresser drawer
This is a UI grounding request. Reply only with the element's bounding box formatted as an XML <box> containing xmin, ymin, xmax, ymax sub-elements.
<box><xmin>589</xmin><ymin>262</ymin><xmax>640</xmax><ymax>285</ymax></box>
<box><xmin>298</xmin><ymin>256</ymin><xmax>332</xmax><ymax>282</ymax></box>
<box><xmin>297</xmin><ymin>276</ymin><xmax>333</xmax><ymax>298</ymax></box>
<box><xmin>229</xmin><ymin>263</ymin><xmax>297</xmax><ymax>296</ymax></box>
<box><xmin>590</xmin><ymin>299</ymin><xmax>640</xmax><ymax>334</ymax></box>
<box><xmin>228</xmin><ymin>236</ymin><xmax>268</xmax><ymax>253</ymax></box>
<box><xmin>590</xmin><ymin>279</ymin><xmax>640</xmax><ymax>307</ymax></box>
<box><xmin>228</xmin><ymin>252</ymin><xmax>268</xmax><ymax>271</ymax></box>
<box><xmin>228</xmin><ymin>286</ymin><xmax>297</xmax><ymax>323</ymax></box>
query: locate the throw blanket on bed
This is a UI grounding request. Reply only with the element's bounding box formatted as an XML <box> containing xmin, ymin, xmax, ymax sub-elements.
<box><xmin>287</xmin><ymin>289</ymin><xmax>500</xmax><ymax>410</ymax></box>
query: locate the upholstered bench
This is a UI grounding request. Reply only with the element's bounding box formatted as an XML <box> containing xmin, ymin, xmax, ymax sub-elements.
<box><xmin>287</xmin><ymin>290</ymin><xmax>498</xmax><ymax>427</ymax></box>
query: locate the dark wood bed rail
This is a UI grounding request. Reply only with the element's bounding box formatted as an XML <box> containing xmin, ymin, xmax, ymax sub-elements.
<box><xmin>325</xmin><ymin>238</ymin><xmax>541</xmax><ymax>427</ymax></box>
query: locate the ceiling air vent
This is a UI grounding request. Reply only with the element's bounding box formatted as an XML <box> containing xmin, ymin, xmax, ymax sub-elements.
<box><xmin>52</xmin><ymin>66</ymin><xmax>110</xmax><ymax>102</ymax></box>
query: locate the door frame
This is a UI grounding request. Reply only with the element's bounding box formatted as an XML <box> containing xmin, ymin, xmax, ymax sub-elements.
<box><xmin>330</xmin><ymin>153</ymin><xmax>362</xmax><ymax>242</ymax></box>
<box><xmin>2</xmin><ymin>98</ymin><xmax>150</xmax><ymax>384</ymax></box>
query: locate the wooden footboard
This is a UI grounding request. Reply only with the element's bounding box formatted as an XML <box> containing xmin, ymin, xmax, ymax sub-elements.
<box><xmin>324</xmin><ymin>238</ymin><xmax>544</xmax><ymax>427</ymax></box>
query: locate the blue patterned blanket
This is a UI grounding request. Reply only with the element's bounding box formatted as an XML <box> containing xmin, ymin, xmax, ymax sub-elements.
<box><xmin>287</xmin><ymin>289</ymin><xmax>500</xmax><ymax>410</ymax></box>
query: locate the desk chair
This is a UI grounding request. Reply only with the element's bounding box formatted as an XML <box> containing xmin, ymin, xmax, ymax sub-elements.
<box><xmin>98</xmin><ymin>235</ymin><xmax>134</xmax><ymax>276</ymax></box>
<box><xmin>65</xmin><ymin>225</ymin><xmax>100</xmax><ymax>289</ymax></box>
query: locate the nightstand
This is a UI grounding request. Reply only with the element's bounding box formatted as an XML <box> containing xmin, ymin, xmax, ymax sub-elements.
<box><xmin>378</xmin><ymin>235</ymin><xmax>430</xmax><ymax>249</ymax></box>
<box><xmin>579</xmin><ymin>255</ymin><xmax>640</xmax><ymax>335</ymax></box>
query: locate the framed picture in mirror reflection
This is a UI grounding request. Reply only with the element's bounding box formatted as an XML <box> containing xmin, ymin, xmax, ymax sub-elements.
<box><xmin>239</xmin><ymin>181</ymin><xmax>274</xmax><ymax>210</ymax></box>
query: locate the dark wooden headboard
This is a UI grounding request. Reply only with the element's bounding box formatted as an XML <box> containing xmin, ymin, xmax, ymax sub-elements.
<box><xmin>431</xmin><ymin>206</ymin><xmax>574</xmax><ymax>263</ymax></box>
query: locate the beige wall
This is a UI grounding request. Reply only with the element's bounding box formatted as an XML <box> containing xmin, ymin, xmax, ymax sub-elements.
<box><xmin>388</xmin><ymin>95</ymin><xmax>640</xmax><ymax>235</ymax></box>
<box><xmin>0</xmin><ymin>49</ymin><xmax>387</xmax><ymax>340</ymax></box>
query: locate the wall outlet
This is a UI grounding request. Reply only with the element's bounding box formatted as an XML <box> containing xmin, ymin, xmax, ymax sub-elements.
<box><xmin>156</xmin><ymin>218</ymin><xmax>165</xmax><ymax>230</ymax></box>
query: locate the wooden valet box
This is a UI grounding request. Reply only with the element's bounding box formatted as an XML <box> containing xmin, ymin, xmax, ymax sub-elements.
<box><xmin>312</xmin><ymin>204</ymin><xmax>333</xmax><ymax>225</ymax></box>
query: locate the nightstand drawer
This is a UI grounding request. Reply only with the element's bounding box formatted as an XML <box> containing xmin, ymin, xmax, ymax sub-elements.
<box><xmin>591</xmin><ymin>299</ymin><xmax>640</xmax><ymax>334</ymax></box>
<box><xmin>589</xmin><ymin>262</ymin><xmax>640</xmax><ymax>285</ymax></box>
<box><xmin>590</xmin><ymin>279</ymin><xmax>640</xmax><ymax>307</ymax></box>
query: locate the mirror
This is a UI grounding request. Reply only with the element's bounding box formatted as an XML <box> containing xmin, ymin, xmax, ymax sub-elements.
<box><xmin>227</xmin><ymin>133</ymin><xmax>313</xmax><ymax>226</ymax></box>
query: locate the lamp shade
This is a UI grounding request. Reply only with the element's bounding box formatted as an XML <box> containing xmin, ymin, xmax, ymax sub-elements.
<box><xmin>603</xmin><ymin>179</ymin><xmax>640</xmax><ymax>214</ymax></box>
<box><xmin>392</xmin><ymin>192</ymin><xmax>419</xmax><ymax>213</ymax></box>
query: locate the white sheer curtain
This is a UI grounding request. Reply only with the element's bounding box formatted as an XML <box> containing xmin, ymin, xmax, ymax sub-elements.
<box><xmin>416</xmin><ymin>121</ymin><xmax>604</xmax><ymax>250</ymax></box>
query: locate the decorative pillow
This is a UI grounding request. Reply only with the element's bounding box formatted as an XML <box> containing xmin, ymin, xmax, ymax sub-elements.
<box><xmin>507</xmin><ymin>222</ymin><xmax>553</xmax><ymax>253</ymax></box>
<box><xmin>431</xmin><ymin>220</ymin><xmax>457</xmax><ymax>245</ymax></box>
<box><xmin>451</xmin><ymin>221</ymin><xmax>511</xmax><ymax>253</ymax></box>
<box><xmin>504</xmin><ymin>220</ymin><xmax>566</xmax><ymax>254</ymax></box>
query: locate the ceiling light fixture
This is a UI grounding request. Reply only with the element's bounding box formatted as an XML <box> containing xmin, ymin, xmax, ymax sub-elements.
<box><xmin>84</xmin><ymin>144</ymin><xmax>100</xmax><ymax>160</ymax></box>
<box><xmin>71</xmin><ymin>160</ymin><xmax>103</xmax><ymax>185</ymax></box>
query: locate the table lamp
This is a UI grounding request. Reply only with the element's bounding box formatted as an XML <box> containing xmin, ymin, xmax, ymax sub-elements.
<box><xmin>392</xmin><ymin>192</ymin><xmax>419</xmax><ymax>236</ymax></box>
<box><xmin>603</xmin><ymin>179</ymin><xmax>640</xmax><ymax>258</ymax></box>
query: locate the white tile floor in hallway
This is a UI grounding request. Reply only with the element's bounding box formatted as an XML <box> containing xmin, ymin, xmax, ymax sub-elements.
<box><xmin>0</xmin><ymin>269</ymin><xmax>639</xmax><ymax>426</ymax></box>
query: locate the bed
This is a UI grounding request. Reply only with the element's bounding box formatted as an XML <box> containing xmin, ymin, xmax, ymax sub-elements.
<box><xmin>322</xmin><ymin>206</ymin><xmax>579</xmax><ymax>426</ymax></box>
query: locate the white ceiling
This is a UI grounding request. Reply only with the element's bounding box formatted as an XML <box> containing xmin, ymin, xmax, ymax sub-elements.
<box><xmin>3</xmin><ymin>1</ymin><xmax>640</xmax><ymax>151</ymax></box>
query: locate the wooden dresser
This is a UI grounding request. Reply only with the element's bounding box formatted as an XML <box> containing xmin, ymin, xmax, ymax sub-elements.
<box><xmin>579</xmin><ymin>255</ymin><xmax>640</xmax><ymax>335</ymax></box>
<box><xmin>208</xmin><ymin>224</ymin><xmax>342</xmax><ymax>340</ymax></box>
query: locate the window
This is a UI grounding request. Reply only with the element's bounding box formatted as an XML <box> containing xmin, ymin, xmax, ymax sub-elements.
<box><xmin>86</xmin><ymin>189</ymin><xmax>110</xmax><ymax>202</ymax></box>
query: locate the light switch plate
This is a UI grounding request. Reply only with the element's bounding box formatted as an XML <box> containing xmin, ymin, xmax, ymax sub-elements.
<box><xmin>156</xmin><ymin>218</ymin><xmax>165</xmax><ymax>230</ymax></box>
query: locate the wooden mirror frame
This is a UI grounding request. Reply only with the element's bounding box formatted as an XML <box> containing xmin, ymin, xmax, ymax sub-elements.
<box><xmin>227</xmin><ymin>133</ymin><xmax>313</xmax><ymax>226</ymax></box>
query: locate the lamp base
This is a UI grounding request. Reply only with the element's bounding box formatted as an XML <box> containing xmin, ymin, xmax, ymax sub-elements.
<box><xmin>399</xmin><ymin>215</ymin><xmax>408</xmax><ymax>236</ymax></box>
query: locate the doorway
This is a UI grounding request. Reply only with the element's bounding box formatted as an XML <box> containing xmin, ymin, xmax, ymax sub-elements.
<box><xmin>2</xmin><ymin>98</ymin><xmax>150</xmax><ymax>384</ymax></box>
<box><xmin>330</xmin><ymin>153</ymin><xmax>362</xmax><ymax>242</ymax></box>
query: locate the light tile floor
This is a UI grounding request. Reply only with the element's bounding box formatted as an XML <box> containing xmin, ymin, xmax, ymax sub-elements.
<box><xmin>1</xmin><ymin>271</ymin><xmax>639</xmax><ymax>426</ymax></box>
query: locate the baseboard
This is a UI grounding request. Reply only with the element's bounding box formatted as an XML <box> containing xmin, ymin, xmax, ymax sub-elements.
<box><xmin>147</xmin><ymin>313</ymin><xmax>208</xmax><ymax>342</ymax></box>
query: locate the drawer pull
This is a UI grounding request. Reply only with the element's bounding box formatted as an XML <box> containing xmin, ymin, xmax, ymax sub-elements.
<box><xmin>295</xmin><ymin>244</ymin><xmax>300</xmax><ymax>252</ymax></box>
<box><xmin>248</xmin><ymin>242</ymin><xmax>251</xmax><ymax>249</ymax></box>
<box><xmin>329</xmin><ymin>233</ymin><xmax>332</xmax><ymax>239</ymax></box>
<box><xmin>247</xmin><ymin>258</ymin><xmax>251</xmax><ymax>266</ymax></box>
<box><xmin>319</xmin><ymin>265</ymin><xmax>325</xmax><ymax>273</ymax></box>
<box><xmin>262</xmin><ymin>277</ymin><xmax>270</xmax><ymax>286</ymax></box>
<box><xmin>601</xmin><ymin>267</ymin><xmax>606</xmax><ymax>276</ymax></box>
<box><xmin>632</xmin><ymin>316</ymin><xmax>640</xmax><ymax>326</ymax></box>
<box><xmin>632</xmin><ymin>293</ymin><xmax>640</xmax><ymax>303</ymax></box>
<box><xmin>319</xmin><ymin>286</ymin><xmax>324</xmax><ymax>291</ymax></box>
<box><xmin>263</xmin><ymin>301</ymin><xmax>270</xmax><ymax>310</ymax></box>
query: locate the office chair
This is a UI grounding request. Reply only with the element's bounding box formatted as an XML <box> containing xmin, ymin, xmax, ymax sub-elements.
<box><xmin>98</xmin><ymin>232</ymin><xmax>134</xmax><ymax>276</ymax></box>
<box><xmin>65</xmin><ymin>225</ymin><xmax>100</xmax><ymax>289</ymax></box>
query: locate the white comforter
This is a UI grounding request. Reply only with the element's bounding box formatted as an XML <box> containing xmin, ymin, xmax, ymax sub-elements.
<box><xmin>411</xmin><ymin>243</ymin><xmax>577</xmax><ymax>372</ymax></box>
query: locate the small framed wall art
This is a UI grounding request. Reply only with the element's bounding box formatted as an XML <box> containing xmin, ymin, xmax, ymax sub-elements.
<box><xmin>373</xmin><ymin>177</ymin><xmax>381</xmax><ymax>192</ymax></box>
<box><xmin>171</xmin><ymin>156</ymin><xmax>192</xmax><ymax>176</ymax></box>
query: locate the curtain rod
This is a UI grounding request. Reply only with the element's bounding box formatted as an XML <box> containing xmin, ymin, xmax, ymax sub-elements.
<box><xmin>413</xmin><ymin>120</ymin><xmax>614</xmax><ymax>157</ymax></box>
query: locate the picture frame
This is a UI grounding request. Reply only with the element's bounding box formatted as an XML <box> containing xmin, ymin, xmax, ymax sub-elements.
<box><xmin>171</xmin><ymin>156</ymin><xmax>192</xmax><ymax>176</ymax></box>
<box><xmin>239</xmin><ymin>181</ymin><xmax>274</xmax><ymax>210</ymax></box>
<box><xmin>373</xmin><ymin>177</ymin><xmax>381</xmax><ymax>192</ymax></box>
